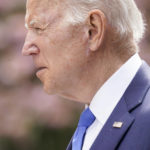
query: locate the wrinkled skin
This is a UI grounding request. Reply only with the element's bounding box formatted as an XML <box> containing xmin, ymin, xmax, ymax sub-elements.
<box><xmin>22</xmin><ymin>0</ymin><xmax>94</xmax><ymax>102</ymax></box>
<box><xmin>22</xmin><ymin>0</ymin><xmax>133</xmax><ymax>103</ymax></box>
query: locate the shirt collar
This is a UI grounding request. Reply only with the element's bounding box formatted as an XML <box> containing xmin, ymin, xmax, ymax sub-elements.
<box><xmin>89</xmin><ymin>53</ymin><xmax>142</xmax><ymax>125</ymax></box>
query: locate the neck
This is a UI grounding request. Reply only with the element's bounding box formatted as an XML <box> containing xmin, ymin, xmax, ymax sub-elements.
<box><xmin>59</xmin><ymin>50</ymin><xmax>135</xmax><ymax>105</ymax></box>
<box><xmin>58</xmin><ymin>30</ymin><xmax>137</xmax><ymax>104</ymax></box>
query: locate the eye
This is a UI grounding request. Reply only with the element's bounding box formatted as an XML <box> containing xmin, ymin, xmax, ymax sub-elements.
<box><xmin>35</xmin><ymin>27</ymin><xmax>42</xmax><ymax>31</ymax></box>
<box><xmin>34</xmin><ymin>27</ymin><xmax>43</xmax><ymax>34</ymax></box>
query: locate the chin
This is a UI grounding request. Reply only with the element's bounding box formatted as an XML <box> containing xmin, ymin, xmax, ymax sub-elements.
<box><xmin>43</xmin><ymin>86</ymin><xmax>52</xmax><ymax>95</ymax></box>
<box><xmin>43</xmin><ymin>82</ymin><xmax>56</xmax><ymax>95</ymax></box>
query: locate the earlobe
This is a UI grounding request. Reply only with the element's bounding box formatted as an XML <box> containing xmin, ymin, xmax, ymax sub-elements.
<box><xmin>87</xmin><ymin>10</ymin><xmax>106</xmax><ymax>51</ymax></box>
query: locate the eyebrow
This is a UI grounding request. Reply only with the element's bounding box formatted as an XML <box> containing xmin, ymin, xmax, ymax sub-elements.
<box><xmin>25</xmin><ymin>19</ymin><xmax>38</xmax><ymax>29</ymax></box>
<box><xmin>25</xmin><ymin>23</ymin><xmax>28</xmax><ymax>29</ymax></box>
<box><xmin>25</xmin><ymin>19</ymin><xmax>49</xmax><ymax>30</ymax></box>
<box><xmin>30</xmin><ymin>20</ymin><xmax>38</xmax><ymax>26</ymax></box>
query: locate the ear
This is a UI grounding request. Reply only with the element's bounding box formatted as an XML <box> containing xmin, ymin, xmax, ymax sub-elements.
<box><xmin>87</xmin><ymin>10</ymin><xmax>106</xmax><ymax>51</ymax></box>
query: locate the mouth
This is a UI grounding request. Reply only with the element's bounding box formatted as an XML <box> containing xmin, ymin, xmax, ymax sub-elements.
<box><xmin>36</xmin><ymin>67</ymin><xmax>47</xmax><ymax>74</ymax></box>
<box><xmin>37</xmin><ymin>67</ymin><xmax>47</xmax><ymax>71</ymax></box>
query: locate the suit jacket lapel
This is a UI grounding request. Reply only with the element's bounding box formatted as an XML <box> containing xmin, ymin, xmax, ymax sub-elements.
<box><xmin>90</xmin><ymin>96</ymin><xmax>135</xmax><ymax>150</ymax></box>
<box><xmin>90</xmin><ymin>62</ymin><xmax>150</xmax><ymax>150</ymax></box>
<box><xmin>66</xmin><ymin>61</ymin><xmax>150</xmax><ymax>150</ymax></box>
<box><xmin>67</xmin><ymin>97</ymin><xmax>135</xmax><ymax>150</ymax></box>
<box><xmin>66</xmin><ymin>136</ymin><xmax>72</xmax><ymax>150</ymax></box>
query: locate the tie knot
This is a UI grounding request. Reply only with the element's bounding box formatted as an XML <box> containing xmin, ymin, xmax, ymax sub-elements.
<box><xmin>78</xmin><ymin>108</ymin><xmax>95</xmax><ymax>128</ymax></box>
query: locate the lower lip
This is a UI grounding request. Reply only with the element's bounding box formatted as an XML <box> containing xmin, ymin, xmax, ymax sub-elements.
<box><xmin>36</xmin><ymin>67</ymin><xmax>47</xmax><ymax>77</ymax></box>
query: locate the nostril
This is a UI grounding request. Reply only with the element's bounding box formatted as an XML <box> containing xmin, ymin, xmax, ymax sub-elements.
<box><xmin>29</xmin><ymin>45</ymin><xmax>39</xmax><ymax>52</ymax></box>
<box><xmin>30</xmin><ymin>46</ymin><xmax>40</xmax><ymax>55</ymax></box>
<box><xmin>28</xmin><ymin>45</ymin><xmax>40</xmax><ymax>55</ymax></box>
<box><xmin>22</xmin><ymin>44</ymin><xmax>40</xmax><ymax>56</ymax></box>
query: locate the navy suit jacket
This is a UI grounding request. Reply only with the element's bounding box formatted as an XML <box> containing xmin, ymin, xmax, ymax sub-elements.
<box><xmin>66</xmin><ymin>61</ymin><xmax>150</xmax><ymax>150</ymax></box>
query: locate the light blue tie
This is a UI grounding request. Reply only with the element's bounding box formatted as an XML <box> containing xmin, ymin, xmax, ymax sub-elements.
<box><xmin>72</xmin><ymin>108</ymin><xmax>96</xmax><ymax>150</ymax></box>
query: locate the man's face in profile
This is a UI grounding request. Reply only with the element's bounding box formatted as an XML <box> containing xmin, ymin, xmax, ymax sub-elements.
<box><xmin>22</xmin><ymin>0</ymin><xmax>89</xmax><ymax>98</ymax></box>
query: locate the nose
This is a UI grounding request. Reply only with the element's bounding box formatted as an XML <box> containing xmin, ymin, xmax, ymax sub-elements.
<box><xmin>22</xmin><ymin>33</ymin><xmax>40</xmax><ymax>56</ymax></box>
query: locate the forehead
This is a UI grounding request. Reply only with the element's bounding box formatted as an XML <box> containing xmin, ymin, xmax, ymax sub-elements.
<box><xmin>27</xmin><ymin>0</ymin><xmax>52</xmax><ymax>12</ymax></box>
<box><xmin>26</xmin><ymin>0</ymin><xmax>64</xmax><ymax>24</ymax></box>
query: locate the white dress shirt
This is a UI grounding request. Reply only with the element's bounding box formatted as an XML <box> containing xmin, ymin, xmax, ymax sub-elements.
<box><xmin>82</xmin><ymin>53</ymin><xmax>142</xmax><ymax>150</ymax></box>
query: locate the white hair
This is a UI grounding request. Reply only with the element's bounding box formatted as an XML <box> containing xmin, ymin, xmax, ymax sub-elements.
<box><xmin>64</xmin><ymin>0</ymin><xmax>145</xmax><ymax>43</ymax></box>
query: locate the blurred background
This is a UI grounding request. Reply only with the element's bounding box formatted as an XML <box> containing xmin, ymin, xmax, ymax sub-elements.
<box><xmin>0</xmin><ymin>0</ymin><xmax>150</xmax><ymax>150</ymax></box>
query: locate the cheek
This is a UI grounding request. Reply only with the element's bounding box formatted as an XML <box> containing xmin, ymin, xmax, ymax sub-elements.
<box><xmin>40</xmin><ymin>26</ymin><xmax>88</xmax><ymax>70</ymax></box>
<box><xmin>40</xmin><ymin>34</ymin><xmax>68</xmax><ymax>65</ymax></box>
